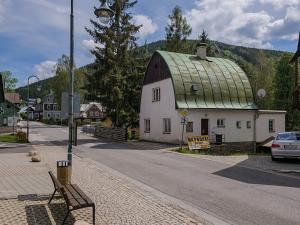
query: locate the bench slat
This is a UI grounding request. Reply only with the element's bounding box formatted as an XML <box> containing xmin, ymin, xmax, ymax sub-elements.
<box><xmin>61</xmin><ymin>187</ymin><xmax>81</xmax><ymax>209</ymax></box>
<box><xmin>65</xmin><ymin>184</ymin><xmax>87</xmax><ymax>206</ymax></box>
<box><xmin>70</xmin><ymin>184</ymin><xmax>94</xmax><ymax>206</ymax></box>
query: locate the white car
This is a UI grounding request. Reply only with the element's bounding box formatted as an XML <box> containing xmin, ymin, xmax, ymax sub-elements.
<box><xmin>271</xmin><ymin>131</ymin><xmax>300</xmax><ymax>160</ymax></box>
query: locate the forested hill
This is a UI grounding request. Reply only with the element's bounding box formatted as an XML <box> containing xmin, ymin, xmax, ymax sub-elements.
<box><xmin>16</xmin><ymin>39</ymin><xmax>290</xmax><ymax>104</ymax></box>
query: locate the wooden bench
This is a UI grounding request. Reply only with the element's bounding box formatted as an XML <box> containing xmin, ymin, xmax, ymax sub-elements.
<box><xmin>48</xmin><ymin>171</ymin><xmax>95</xmax><ymax>225</ymax></box>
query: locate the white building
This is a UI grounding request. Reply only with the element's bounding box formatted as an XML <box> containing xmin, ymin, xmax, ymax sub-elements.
<box><xmin>43</xmin><ymin>93</ymin><xmax>61</xmax><ymax>120</ymax></box>
<box><xmin>139</xmin><ymin>48</ymin><xmax>286</xmax><ymax>151</ymax></box>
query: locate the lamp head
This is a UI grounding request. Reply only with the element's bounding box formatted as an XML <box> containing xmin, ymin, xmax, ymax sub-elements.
<box><xmin>95</xmin><ymin>1</ymin><xmax>114</xmax><ymax>24</ymax></box>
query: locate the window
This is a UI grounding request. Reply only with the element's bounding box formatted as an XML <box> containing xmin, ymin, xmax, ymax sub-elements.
<box><xmin>90</xmin><ymin>112</ymin><xmax>94</xmax><ymax>117</ymax></box>
<box><xmin>47</xmin><ymin>105</ymin><xmax>50</xmax><ymax>110</ymax></box>
<box><xmin>217</xmin><ymin>119</ymin><xmax>225</xmax><ymax>128</ymax></box>
<box><xmin>144</xmin><ymin>119</ymin><xmax>150</xmax><ymax>133</ymax></box>
<box><xmin>163</xmin><ymin>118</ymin><xmax>171</xmax><ymax>134</ymax></box>
<box><xmin>95</xmin><ymin>112</ymin><xmax>100</xmax><ymax>117</ymax></box>
<box><xmin>247</xmin><ymin>121</ymin><xmax>251</xmax><ymax>128</ymax></box>
<box><xmin>269</xmin><ymin>119</ymin><xmax>275</xmax><ymax>132</ymax></box>
<box><xmin>53</xmin><ymin>105</ymin><xmax>57</xmax><ymax>111</ymax></box>
<box><xmin>236</xmin><ymin>121</ymin><xmax>241</xmax><ymax>129</ymax></box>
<box><xmin>186</xmin><ymin>122</ymin><xmax>193</xmax><ymax>132</ymax></box>
<box><xmin>152</xmin><ymin>87</ymin><xmax>160</xmax><ymax>102</ymax></box>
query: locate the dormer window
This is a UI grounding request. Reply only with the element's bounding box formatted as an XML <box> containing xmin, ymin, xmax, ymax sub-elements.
<box><xmin>152</xmin><ymin>87</ymin><xmax>160</xmax><ymax>102</ymax></box>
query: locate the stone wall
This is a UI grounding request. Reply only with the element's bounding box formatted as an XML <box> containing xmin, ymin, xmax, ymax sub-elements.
<box><xmin>0</xmin><ymin>126</ymin><xmax>13</xmax><ymax>134</ymax></box>
<box><xmin>210</xmin><ymin>142</ymin><xmax>255</xmax><ymax>154</ymax></box>
<box><xmin>94</xmin><ymin>127</ymin><xmax>127</xmax><ymax>141</ymax></box>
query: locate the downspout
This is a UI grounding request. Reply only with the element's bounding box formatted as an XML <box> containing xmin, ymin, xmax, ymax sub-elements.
<box><xmin>253</xmin><ymin>110</ymin><xmax>258</xmax><ymax>153</ymax></box>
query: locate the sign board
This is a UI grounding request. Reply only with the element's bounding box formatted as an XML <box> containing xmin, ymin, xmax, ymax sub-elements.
<box><xmin>180</xmin><ymin>109</ymin><xmax>189</xmax><ymax>117</ymax></box>
<box><xmin>187</xmin><ymin>136</ymin><xmax>210</xmax><ymax>150</ymax></box>
<box><xmin>61</xmin><ymin>92</ymin><xmax>81</xmax><ymax>119</ymax></box>
<box><xmin>0</xmin><ymin>74</ymin><xmax>4</xmax><ymax>103</ymax></box>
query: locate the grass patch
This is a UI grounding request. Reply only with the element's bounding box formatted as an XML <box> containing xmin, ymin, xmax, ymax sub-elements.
<box><xmin>0</xmin><ymin>134</ymin><xmax>28</xmax><ymax>143</ymax></box>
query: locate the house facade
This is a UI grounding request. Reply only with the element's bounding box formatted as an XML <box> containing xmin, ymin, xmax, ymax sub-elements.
<box><xmin>80</xmin><ymin>102</ymin><xmax>104</xmax><ymax>119</ymax></box>
<box><xmin>139</xmin><ymin>49</ymin><xmax>286</xmax><ymax>151</ymax></box>
<box><xmin>43</xmin><ymin>93</ymin><xmax>61</xmax><ymax>119</ymax></box>
<box><xmin>0</xmin><ymin>98</ymin><xmax>19</xmax><ymax>126</ymax></box>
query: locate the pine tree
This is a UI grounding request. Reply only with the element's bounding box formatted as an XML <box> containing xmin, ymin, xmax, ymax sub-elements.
<box><xmin>165</xmin><ymin>6</ymin><xmax>192</xmax><ymax>53</ymax></box>
<box><xmin>86</xmin><ymin>0</ymin><xmax>142</xmax><ymax>128</ymax></box>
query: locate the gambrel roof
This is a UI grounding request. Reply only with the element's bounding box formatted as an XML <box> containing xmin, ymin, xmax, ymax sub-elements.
<box><xmin>144</xmin><ymin>50</ymin><xmax>257</xmax><ymax>110</ymax></box>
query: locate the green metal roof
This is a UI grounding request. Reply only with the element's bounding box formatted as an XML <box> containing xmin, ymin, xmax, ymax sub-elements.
<box><xmin>157</xmin><ymin>50</ymin><xmax>257</xmax><ymax>110</ymax></box>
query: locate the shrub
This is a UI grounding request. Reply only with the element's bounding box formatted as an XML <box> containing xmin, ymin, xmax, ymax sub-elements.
<box><xmin>16</xmin><ymin>131</ymin><xmax>27</xmax><ymax>143</ymax></box>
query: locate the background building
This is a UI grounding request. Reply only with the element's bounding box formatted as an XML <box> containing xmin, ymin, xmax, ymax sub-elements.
<box><xmin>43</xmin><ymin>93</ymin><xmax>61</xmax><ymax>120</ymax></box>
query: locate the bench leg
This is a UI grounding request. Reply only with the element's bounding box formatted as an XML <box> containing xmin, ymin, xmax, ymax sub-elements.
<box><xmin>92</xmin><ymin>205</ymin><xmax>95</xmax><ymax>225</ymax></box>
<box><xmin>62</xmin><ymin>210</ymin><xmax>70</xmax><ymax>225</ymax></box>
<box><xmin>48</xmin><ymin>189</ymin><xmax>57</xmax><ymax>204</ymax></box>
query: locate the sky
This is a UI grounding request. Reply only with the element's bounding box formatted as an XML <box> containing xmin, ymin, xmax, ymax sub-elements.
<box><xmin>0</xmin><ymin>0</ymin><xmax>299</xmax><ymax>87</ymax></box>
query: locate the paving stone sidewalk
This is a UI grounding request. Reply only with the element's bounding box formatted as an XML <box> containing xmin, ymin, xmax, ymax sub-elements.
<box><xmin>0</xmin><ymin>135</ymin><xmax>210</xmax><ymax>225</ymax></box>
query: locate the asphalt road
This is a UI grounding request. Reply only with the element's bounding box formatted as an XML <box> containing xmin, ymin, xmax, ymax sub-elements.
<box><xmin>27</xmin><ymin>122</ymin><xmax>300</xmax><ymax>225</ymax></box>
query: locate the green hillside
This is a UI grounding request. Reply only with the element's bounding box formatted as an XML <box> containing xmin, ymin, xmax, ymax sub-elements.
<box><xmin>17</xmin><ymin>39</ymin><xmax>290</xmax><ymax>107</ymax></box>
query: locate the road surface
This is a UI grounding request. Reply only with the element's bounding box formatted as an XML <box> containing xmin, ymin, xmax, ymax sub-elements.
<box><xmin>26</xmin><ymin>121</ymin><xmax>300</xmax><ymax>225</ymax></box>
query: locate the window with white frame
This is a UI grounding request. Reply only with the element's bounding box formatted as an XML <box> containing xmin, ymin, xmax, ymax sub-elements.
<box><xmin>217</xmin><ymin>119</ymin><xmax>225</xmax><ymax>128</ymax></box>
<box><xmin>144</xmin><ymin>119</ymin><xmax>150</xmax><ymax>133</ymax></box>
<box><xmin>186</xmin><ymin>122</ymin><xmax>193</xmax><ymax>132</ymax></box>
<box><xmin>152</xmin><ymin>87</ymin><xmax>160</xmax><ymax>102</ymax></box>
<box><xmin>247</xmin><ymin>121</ymin><xmax>251</xmax><ymax>128</ymax></box>
<box><xmin>163</xmin><ymin>118</ymin><xmax>171</xmax><ymax>133</ymax></box>
<box><xmin>236</xmin><ymin>121</ymin><xmax>241</xmax><ymax>129</ymax></box>
<box><xmin>269</xmin><ymin>119</ymin><xmax>275</xmax><ymax>132</ymax></box>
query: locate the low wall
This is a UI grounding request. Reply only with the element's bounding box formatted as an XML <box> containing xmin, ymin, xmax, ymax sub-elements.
<box><xmin>94</xmin><ymin>127</ymin><xmax>127</xmax><ymax>141</ymax></box>
<box><xmin>0</xmin><ymin>126</ymin><xmax>13</xmax><ymax>134</ymax></box>
<box><xmin>210</xmin><ymin>141</ymin><xmax>255</xmax><ymax>154</ymax></box>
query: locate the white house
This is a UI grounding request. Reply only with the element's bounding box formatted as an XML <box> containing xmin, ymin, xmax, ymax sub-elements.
<box><xmin>43</xmin><ymin>93</ymin><xmax>61</xmax><ymax>120</ymax></box>
<box><xmin>139</xmin><ymin>47</ymin><xmax>286</xmax><ymax>151</ymax></box>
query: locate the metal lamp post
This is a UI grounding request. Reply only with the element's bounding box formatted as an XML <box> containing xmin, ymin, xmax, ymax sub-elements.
<box><xmin>67</xmin><ymin>0</ymin><xmax>115</xmax><ymax>167</ymax></box>
<box><xmin>27</xmin><ymin>75</ymin><xmax>40</xmax><ymax>142</ymax></box>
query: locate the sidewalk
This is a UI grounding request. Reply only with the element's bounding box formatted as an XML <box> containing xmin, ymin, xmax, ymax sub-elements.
<box><xmin>0</xmin><ymin>134</ymin><xmax>214</xmax><ymax>225</ymax></box>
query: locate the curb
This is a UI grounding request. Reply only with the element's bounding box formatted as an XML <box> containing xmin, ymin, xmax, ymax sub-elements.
<box><xmin>165</xmin><ymin>150</ymin><xmax>300</xmax><ymax>181</ymax></box>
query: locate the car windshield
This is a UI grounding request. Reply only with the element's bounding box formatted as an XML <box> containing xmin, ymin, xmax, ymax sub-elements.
<box><xmin>277</xmin><ymin>133</ymin><xmax>300</xmax><ymax>140</ymax></box>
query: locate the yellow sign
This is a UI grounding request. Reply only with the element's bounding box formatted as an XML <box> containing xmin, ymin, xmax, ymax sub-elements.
<box><xmin>187</xmin><ymin>136</ymin><xmax>210</xmax><ymax>150</ymax></box>
<box><xmin>180</xmin><ymin>109</ymin><xmax>189</xmax><ymax>117</ymax></box>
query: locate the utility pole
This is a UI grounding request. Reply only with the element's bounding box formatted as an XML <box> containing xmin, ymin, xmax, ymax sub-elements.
<box><xmin>68</xmin><ymin>0</ymin><xmax>75</xmax><ymax>166</ymax></box>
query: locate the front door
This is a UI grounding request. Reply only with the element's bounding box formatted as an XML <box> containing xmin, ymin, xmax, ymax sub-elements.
<box><xmin>201</xmin><ymin>119</ymin><xmax>209</xmax><ymax>135</ymax></box>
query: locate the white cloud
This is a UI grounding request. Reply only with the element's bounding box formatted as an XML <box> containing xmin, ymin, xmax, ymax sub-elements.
<box><xmin>82</xmin><ymin>39</ymin><xmax>104</xmax><ymax>51</ymax></box>
<box><xmin>185</xmin><ymin>0</ymin><xmax>300</xmax><ymax>49</ymax></box>
<box><xmin>0</xmin><ymin>0</ymin><xmax>11</xmax><ymax>22</ymax></box>
<box><xmin>133</xmin><ymin>15</ymin><xmax>158</xmax><ymax>38</ymax></box>
<box><xmin>33</xmin><ymin>60</ymin><xmax>57</xmax><ymax>80</ymax></box>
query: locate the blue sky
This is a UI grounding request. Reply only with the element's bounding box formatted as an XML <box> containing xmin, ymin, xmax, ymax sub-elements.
<box><xmin>0</xmin><ymin>0</ymin><xmax>299</xmax><ymax>87</ymax></box>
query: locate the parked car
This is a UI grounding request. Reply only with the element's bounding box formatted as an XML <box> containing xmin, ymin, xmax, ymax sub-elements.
<box><xmin>271</xmin><ymin>131</ymin><xmax>300</xmax><ymax>160</ymax></box>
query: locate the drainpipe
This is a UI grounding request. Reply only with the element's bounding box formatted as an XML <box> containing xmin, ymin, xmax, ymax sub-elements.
<box><xmin>253</xmin><ymin>110</ymin><xmax>258</xmax><ymax>153</ymax></box>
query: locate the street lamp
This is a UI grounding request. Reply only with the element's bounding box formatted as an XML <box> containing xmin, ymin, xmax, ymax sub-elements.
<box><xmin>67</xmin><ymin>0</ymin><xmax>114</xmax><ymax>167</ymax></box>
<box><xmin>94</xmin><ymin>0</ymin><xmax>115</xmax><ymax>24</ymax></box>
<box><xmin>27</xmin><ymin>75</ymin><xmax>40</xmax><ymax>142</ymax></box>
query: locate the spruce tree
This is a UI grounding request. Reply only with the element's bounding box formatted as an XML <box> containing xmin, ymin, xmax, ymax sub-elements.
<box><xmin>165</xmin><ymin>6</ymin><xmax>192</xmax><ymax>53</ymax></box>
<box><xmin>86</xmin><ymin>0</ymin><xmax>142</xmax><ymax>127</ymax></box>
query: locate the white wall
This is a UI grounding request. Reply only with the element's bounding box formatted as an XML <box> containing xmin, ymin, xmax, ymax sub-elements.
<box><xmin>184</xmin><ymin>109</ymin><xmax>255</xmax><ymax>143</ymax></box>
<box><xmin>140</xmin><ymin>78</ymin><xmax>181</xmax><ymax>143</ymax></box>
<box><xmin>256</xmin><ymin>111</ymin><xmax>286</xmax><ymax>142</ymax></box>
<box><xmin>139</xmin><ymin>78</ymin><xmax>256</xmax><ymax>143</ymax></box>
<box><xmin>140</xmin><ymin>80</ymin><xmax>286</xmax><ymax>144</ymax></box>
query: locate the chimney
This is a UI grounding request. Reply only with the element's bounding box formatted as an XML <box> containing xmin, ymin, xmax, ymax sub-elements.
<box><xmin>197</xmin><ymin>42</ymin><xmax>207</xmax><ymax>60</ymax></box>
